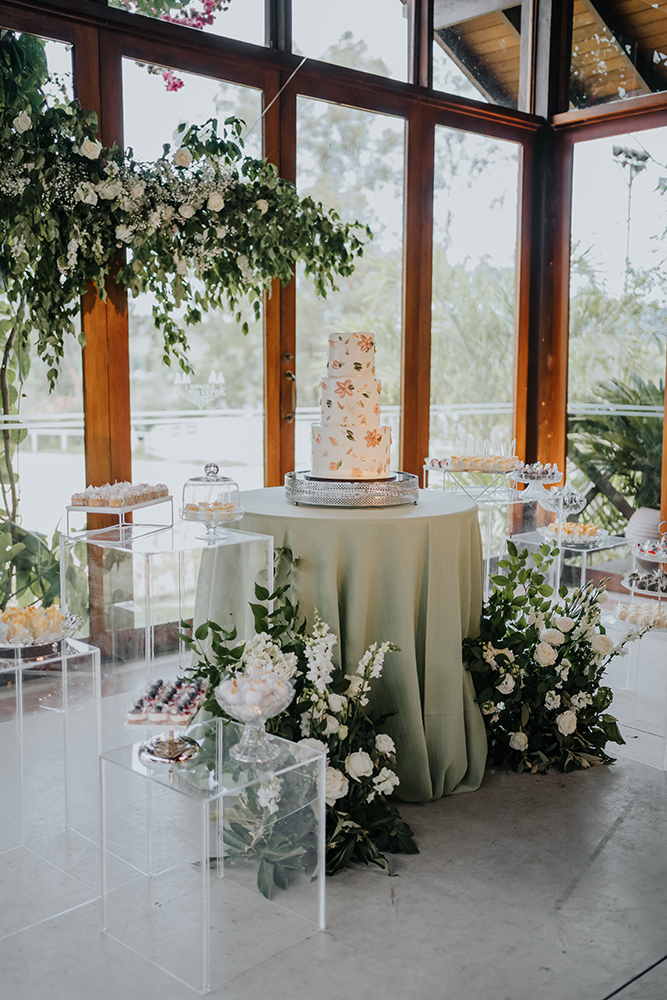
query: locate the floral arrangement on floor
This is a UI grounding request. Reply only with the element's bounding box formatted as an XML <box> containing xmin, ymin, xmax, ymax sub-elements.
<box><xmin>181</xmin><ymin>581</ymin><xmax>418</xmax><ymax>889</ymax></box>
<box><xmin>463</xmin><ymin>540</ymin><xmax>651</xmax><ymax>773</ymax></box>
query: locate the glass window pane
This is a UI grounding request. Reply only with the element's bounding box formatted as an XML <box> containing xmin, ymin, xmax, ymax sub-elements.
<box><xmin>292</xmin><ymin>0</ymin><xmax>409</xmax><ymax>82</ymax></box>
<box><xmin>122</xmin><ymin>60</ymin><xmax>265</xmax><ymax>495</ymax></box>
<box><xmin>571</xmin><ymin>0</ymin><xmax>667</xmax><ymax>109</ymax></box>
<box><xmin>1</xmin><ymin>36</ymin><xmax>81</xmax><ymax>554</ymax></box>
<box><xmin>429</xmin><ymin>126</ymin><xmax>519</xmax><ymax>457</ymax></box>
<box><xmin>568</xmin><ymin>130</ymin><xmax>666</xmax><ymax>532</ymax></box>
<box><xmin>295</xmin><ymin>97</ymin><xmax>405</xmax><ymax>473</ymax></box>
<box><xmin>433</xmin><ymin>1</ymin><xmax>529</xmax><ymax>109</ymax></box>
<box><xmin>108</xmin><ymin>0</ymin><xmax>264</xmax><ymax>46</ymax></box>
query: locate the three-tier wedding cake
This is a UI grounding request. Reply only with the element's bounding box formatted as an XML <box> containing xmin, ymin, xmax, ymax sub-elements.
<box><xmin>310</xmin><ymin>333</ymin><xmax>392</xmax><ymax>480</ymax></box>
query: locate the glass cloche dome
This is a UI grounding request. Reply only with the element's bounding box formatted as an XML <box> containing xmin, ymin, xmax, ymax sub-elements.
<box><xmin>180</xmin><ymin>463</ymin><xmax>244</xmax><ymax>539</ymax></box>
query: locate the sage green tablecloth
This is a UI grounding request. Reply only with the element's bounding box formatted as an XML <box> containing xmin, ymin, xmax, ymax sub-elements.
<box><xmin>200</xmin><ymin>487</ymin><xmax>487</xmax><ymax>802</ymax></box>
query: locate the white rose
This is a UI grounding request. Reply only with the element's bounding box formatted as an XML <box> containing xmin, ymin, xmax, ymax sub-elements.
<box><xmin>337</xmin><ymin>725</ymin><xmax>348</xmax><ymax>740</ymax></box>
<box><xmin>534</xmin><ymin>642</ymin><xmax>558</xmax><ymax>667</ymax></box>
<box><xmin>328</xmin><ymin>693</ymin><xmax>347</xmax><ymax>713</ymax></box>
<box><xmin>256</xmin><ymin>198</ymin><xmax>269</xmax><ymax>214</ymax></box>
<box><xmin>591</xmin><ymin>633</ymin><xmax>615</xmax><ymax>656</ymax></box>
<box><xmin>75</xmin><ymin>182</ymin><xmax>98</xmax><ymax>206</ymax></box>
<box><xmin>324</xmin><ymin>766</ymin><xmax>348</xmax><ymax>806</ymax></box>
<box><xmin>375</xmin><ymin>733</ymin><xmax>395</xmax><ymax>754</ymax></box>
<box><xmin>115</xmin><ymin>225</ymin><xmax>134</xmax><ymax>243</ymax></box>
<box><xmin>509</xmin><ymin>731</ymin><xmax>528</xmax><ymax>752</ymax></box>
<box><xmin>495</xmin><ymin>673</ymin><xmax>515</xmax><ymax>695</ymax></box>
<box><xmin>12</xmin><ymin>111</ymin><xmax>32</xmax><ymax>133</ymax></box>
<box><xmin>372</xmin><ymin>767</ymin><xmax>400</xmax><ymax>795</ymax></box>
<box><xmin>173</xmin><ymin>146</ymin><xmax>193</xmax><ymax>168</ymax></box>
<box><xmin>555</xmin><ymin>616</ymin><xmax>575</xmax><ymax>633</ymax></box>
<box><xmin>556</xmin><ymin>709</ymin><xmax>577</xmax><ymax>736</ymax></box>
<box><xmin>345</xmin><ymin>750</ymin><xmax>374</xmax><ymax>782</ymax></box>
<box><xmin>345</xmin><ymin>675</ymin><xmax>363</xmax><ymax>695</ymax></box>
<box><xmin>96</xmin><ymin>179</ymin><xmax>122</xmax><ymax>200</ymax></box>
<box><xmin>540</xmin><ymin>628</ymin><xmax>565</xmax><ymax>646</ymax></box>
<box><xmin>78</xmin><ymin>137</ymin><xmax>102</xmax><ymax>159</ymax></box>
<box><xmin>298</xmin><ymin>737</ymin><xmax>327</xmax><ymax>755</ymax></box>
<box><xmin>544</xmin><ymin>690</ymin><xmax>561</xmax><ymax>711</ymax></box>
<box><xmin>323</xmin><ymin>714</ymin><xmax>340</xmax><ymax>736</ymax></box>
<box><xmin>207</xmin><ymin>192</ymin><xmax>224</xmax><ymax>211</ymax></box>
<box><xmin>179</xmin><ymin>204</ymin><xmax>195</xmax><ymax>219</ymax></box>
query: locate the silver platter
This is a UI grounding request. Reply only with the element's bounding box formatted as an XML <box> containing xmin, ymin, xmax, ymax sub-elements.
<box><xmin>285</xmin><ymin>471</ymin><xmax>419</xmax><ymax>508</ymax></box>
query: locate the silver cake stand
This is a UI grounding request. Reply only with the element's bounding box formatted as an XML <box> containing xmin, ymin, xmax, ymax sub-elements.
<box><xmin>285</xmin><ymin>471</ymin><xmax>419</xmax><ymax>508</ymax></box>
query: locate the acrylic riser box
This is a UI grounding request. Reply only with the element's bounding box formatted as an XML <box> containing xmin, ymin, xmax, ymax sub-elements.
<box><xmin>60</xmin><ymin>521</ymin><xmax>274</xmax><ymax>754</ymax></box>
<box><xmin>0</xmin><ymin>639</ymin><xmax>101</xmax><ymax>938</ymax></box>
<box><xmin>100</xmin><ymin>718</ymin><xmax>326</xmax><ymax>994</ymax></box>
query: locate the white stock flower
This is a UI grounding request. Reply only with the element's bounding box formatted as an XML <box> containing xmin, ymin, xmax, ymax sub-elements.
<box><xmin>173</xmin><ymin>146</ymin><xmax>193</xmax><ymax>168</ymax></box>
<box><xmin>495</xmin><ymin>674</ymin><xmax>515</xmax><ymax>695</ymax></box>
<box><xmin>256</xmin><ymin>198</ymin><xmax>269</xmax><ymax>214</ymax></box>
<box><xmin>540</xmin><ymin>628</ymin><xmax>565</xmax><ymax>646</ymax></box>
<box><xmin>544</xmin><ymin>690</ymin><xmax>561</xmax><ymax>711</ymax></box>
<box><xmin>304</xmin><ymin>614</ymin><xmax>336</xmax><ymax>693</ymax></box>
<box><xmin>373</xmin><ymin>767</ymin><xmax>400</xmax><ymax>795</ymax></box>
<box><xmin>345</xmin><ymin>750</ymin><xmax>374</xmax><ymax>782</ymax></box>
<box><xmin>534</xmin><ymin>642</ymin><xmax>558</xmax><ymax>667</ymax></box>
<box><xmin>179</xmin><ymin>203</ymin><xmax>196</xmax><ymax>219</ymax></box>
<box><xmin>591</xmin><ymin>633</ymin><xmax>615</xmax><ymax>656</ymax></box>
<box><xmin>509</xmin><ymin>731</ymin><xmax>528</xmax><ymax>752</ymax></box>
<box><xmin>78</xmin><ymin>137</ymin><xmax>102</xmax><ymax>159</ymax></box>
<box><xmin>328</xmin><ymin>693</ymin><xmax>347</xmax><ymax>713</ymax></box>
<box><xmin>556</xmin><ymin>709</ymin><xmax>577</xmax><ymax>735</ymax></box>
<box><xmin>555</xmin><ymin>616</ymin><xmax>575</xmax><ymax>633</ymax></box>
<box><xmin>12</xmin><ymin>111</ymin><xmax>32</xmax><ymax>133</ymax></box>
<box><xmin>115</xmin><ymin>225</ymin><xmax>134</xmax><ymax>243</ymax></box>
<box><xmin>324</xmin><ymin>766</ymin><xmax>348</xmax><ymax>806</ymax></box>
<box><xmin>375</xmin><ymin>733</ymin><xmax>395</xmax><ymax>754</ymax></box>
<box><xmin>323</xmin><ymin>714</ymin><xmax>340</xmax><ymax>736</ymax></box>
<box><xmin>345</xmin><ymin>675</ymin><xmax>363</xmax><ymax>695</ymax></box>
<box><xmin>298</xmin><ymin>737</ymin><xmax>327</xmax><ymax>755</ymax></box>
<box><xmin>207</xmin><ymin>192</ymin><xmax>224</xmax><ymax>211</ymax></box>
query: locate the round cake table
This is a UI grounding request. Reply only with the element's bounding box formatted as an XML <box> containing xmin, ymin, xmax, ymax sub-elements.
<box><xmin>198</xmin><ymin>486</ymin><xmax>487</xmax><ymax>802</ymax></box>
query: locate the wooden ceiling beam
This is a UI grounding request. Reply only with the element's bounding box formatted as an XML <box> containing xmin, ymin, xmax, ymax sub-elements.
<box><xmin>579</xmin><ymin>0</ymin><xmax>652</xmax><ymax>94</ymax></box>
<box><xmin>434</xmin><ymin>0</ymin><xmax>517</xmax><ymax>30</ymax></box>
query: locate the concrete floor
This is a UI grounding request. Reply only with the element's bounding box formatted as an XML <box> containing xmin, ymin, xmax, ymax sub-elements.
<box><xmin>1</xmin><ymin>753</ymin><xmax>666</xmax><ymax>1000</ymax></box>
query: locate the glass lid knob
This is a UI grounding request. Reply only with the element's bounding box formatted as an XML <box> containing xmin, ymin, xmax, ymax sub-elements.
<box><xmin>204</xmin><ymin>462</ymin><xmax>219</xmax><ymax>477</ymax></box>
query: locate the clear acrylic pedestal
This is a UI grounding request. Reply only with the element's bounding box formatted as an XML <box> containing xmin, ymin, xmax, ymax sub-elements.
<box><xmin>0</xmin><ymin>638</ymin><xmax>101</xmax><ymax>938</ymax></box>
<box><xmin>100</xmin><ymin>718</ymin><xmax>325</xmax><ymax>994</ymax></box>
<box><xmin>60</xmin><ymin>521</ymin><xmax>274</xmax><ymax>754</ymax></box>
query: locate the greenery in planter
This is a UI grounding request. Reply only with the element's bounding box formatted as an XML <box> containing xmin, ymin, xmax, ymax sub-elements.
<box><xmin>181</xmin><ymin>580</ymin><xmax>418</xmax><ymax>891</ymax></box>
<box><xmin>463</xmin><ymin>541</ymin><xmax>649</xmax><ymax>773</ymax></box>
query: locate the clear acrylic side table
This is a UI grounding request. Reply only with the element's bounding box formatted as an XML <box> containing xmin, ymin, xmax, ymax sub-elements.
<box><xmin>100</xmin><ymin>718</ymin><xmax>325</xmax><ymax>994</ymax></box>
<box><xmin>0</xmin><ymin>638</ymin><xmax>101</xmax><ymax>938</ymax></box>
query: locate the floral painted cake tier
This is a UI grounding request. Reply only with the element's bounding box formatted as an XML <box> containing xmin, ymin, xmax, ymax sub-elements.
<box><xmin>310</xmin><ymin>333</ymin><xmax>392</xmax><ymax>480</ymax></box>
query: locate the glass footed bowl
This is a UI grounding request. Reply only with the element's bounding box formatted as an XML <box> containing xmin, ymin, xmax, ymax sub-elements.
<box><xmin>180</xmin><ymin>463</ymin><xmax>244</xmax><ymax>540</ymax></box>
<box><xmin>539</xmin><ymin>486</ymin><xmax>587</xmax><ymax>515</ymax></box>
<box><xmin>215</xmin><ymin>671</ymin><xmax>294</xmax><ymax>763</ymax></box>
<box><xmin>538</xmin><ymin>523</ymin><xmax>608</xmax><ymax>547</ymax></box>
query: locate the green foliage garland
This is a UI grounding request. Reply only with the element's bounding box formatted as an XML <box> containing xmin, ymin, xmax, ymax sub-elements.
<box><xmin>463</xmin><ymin>541</ymin><xmax>649</xmax><ymax>773</ymax></box>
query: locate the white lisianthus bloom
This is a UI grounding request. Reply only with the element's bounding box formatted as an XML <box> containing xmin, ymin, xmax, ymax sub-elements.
<box><xmin>207</xmin><ymin>192</ymin><xmax>224</xmax><ymax>211</ymax></box>
<box><xmin>324</xmin><ymin>766</ymin><xmax>348</xmax><ymax>806</ymax></box>
<box><xmin>570</xmin><ymin>691</ymin><xmax>592</xmax><ymax>711</ymax></box>
<box><xmin>495</xmin><ymin>673</ymin><xmax>515</xmax><ymax>695</ymax></box>
<box><xmin>555</xmin><ymin>616</ymin><xmax>575</xmax><ymax>633</ymax></box>
<box><xmin>179</xmin><ymin>203</ymin><xmax>196</xmax><ymax>219</ymax></box>
<box><xmin>115</xmin><ymin>225</ymin><xmax>134</xmax><ymax>243</ymax></box>
<box><xmin>373</xmin><ymin>767</ymin><xmax>400</xmax><ymax>795</ymax></box>
<box><xmin>540</xmin><ymin>628</ymin><xmax>565</xmax><ymax>646</ymax></box>
<box><xmin>544</xmin><ymin>690</ymin><xmax>561</xmax><ymax>711</ymax></box>
<box><xmin>375</xmin><ymin>733</ymin><xmax>396</xmax><ymax>754</ymax></box>
<box><xmin>298</xmin><ymin>737</ymin><xmax>327</xmax><ymax>755</ymax></box>
<box><xmin>173</xmin><ymin>146</ymin><xmax>193</xmax><ymax>168</ymax></box>
<box><xmin>591</xmin><ymin>633</ymin><xmax>615</xmax><ymax>656</ymax></box>
<box><xmin>323</xmin><ymin>714</ymin><xmax>340</xmax><ymax>736</ymax></box>
<box><xmin>556</xmin><ymin>659</ymin><xmax>571</xmax><ymax>680</ymax></box>
<box><xmin>96</xmin><ymin>179</ymin><xmax>122</xmax><ymax>200</ymax></box>
<box><xmin>345</xmin><ymin>750</ymin><xmax>374</xmax><ymax>782</ymax></box>
<box><xmin>256</xmin><ymin>198</ymin><xmax>269</xmax><ymax>214</ymax></box>
<box><xmin>338</xmin><ymin>724</ymin><xmax>348</xmax><ymax>740</ymax></box>
<box><xmin>78</xmin><ymin>137</ymin><xmax>102</xmax><ymax>159</ymax></box>
<box><xmin>328</xmin><ymin>692</ymin><xmax>347</xmax><ymax>713</ymax></box>
<box><xmin>509</xmin><ymin>731</ymin><xmax>528</xmax><ymax>752</ymax></box>
<box><xmin>556</xmin><ymin>709</ymin><xmax>577</xmax><ymax>735</ymax></box>
<box><xmin>534</xmin><ymin>641</ymin><xmax>558</xmax><ymax>667</ymax></box>
<box><xmin>12</xmin><ymin>111</ymin><xmax>32</xmax><ymax>133</ymax></box>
